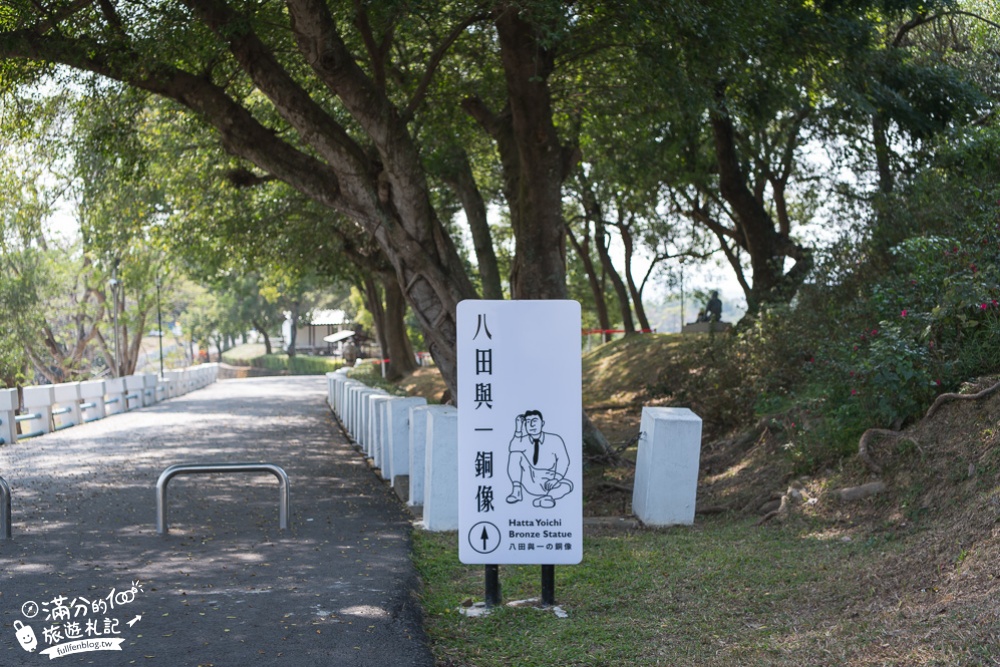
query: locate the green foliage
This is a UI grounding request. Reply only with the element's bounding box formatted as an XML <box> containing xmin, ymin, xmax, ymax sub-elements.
<box><xmin>219</xmin><ymin>348</ymin><xmax>345</xmax><ymax>375</ymax></box>
<box><xmin>253</xmin><ymin>355</ymin><xmax>345</xmax><ymax>375</ymax></box>
<box><xmin>727</xmin><ymin>123</ymin><xmax>1000</xmax><ymax>467</ymax></box>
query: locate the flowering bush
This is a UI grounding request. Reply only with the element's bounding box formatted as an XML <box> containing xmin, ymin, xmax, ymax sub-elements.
<box><xmin>734</xmin><ymin>126</ymin><xmax>1000</xmax><ymax>465</ymax></box>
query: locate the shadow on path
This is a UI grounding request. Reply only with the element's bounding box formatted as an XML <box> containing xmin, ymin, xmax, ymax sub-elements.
<box><xmin>0</xmin><ymin>376</ymin><xmax>432</xmax><ymax>666</ymax></box>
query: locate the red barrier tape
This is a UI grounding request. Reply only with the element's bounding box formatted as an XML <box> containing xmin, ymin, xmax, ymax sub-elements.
<box><xmin>581</xmin><ymin>329</ymin><xmax>656</xmax><ymax>335</ymax></box>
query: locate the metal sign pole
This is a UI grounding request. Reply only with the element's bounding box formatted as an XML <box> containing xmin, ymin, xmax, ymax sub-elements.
<box><xmin>485</xmin><ymin>564</ymin><xmax>501</xmax><ymax>607</ymax></box>
<box><xmin>541</xmin><ymin>565</ymin><xmax>555</xmax><ymax>606</ymax></box>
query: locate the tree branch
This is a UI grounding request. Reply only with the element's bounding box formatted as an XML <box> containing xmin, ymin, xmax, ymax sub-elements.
<box><xmin>351</xmin><ymin>0</ymin><xmax>389</xmax><ymax>89</ymax></box>
<box><xmin>27</xmin><ymin>0</ymin><xmax>96</xmax><ymax>34</ymax></box>
<box><xmin>404</xmin><ymin>12</ymin><xmax>490</xmax><ymax>118</ymax></box>
<box><xmin>181</xmin><ymin>0</ymin><xmax>371</xmax><ymax>173</ymax></box>
<box><xmin>0</xmin><ymin>29</ymin><xmax>351</xmax><ymax>215</ymax></box>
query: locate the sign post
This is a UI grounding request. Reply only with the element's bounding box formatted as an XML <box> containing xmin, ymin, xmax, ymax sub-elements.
<box><xmin>457</xmin><ymin>300</ymin><xmax>583</xmax><ymax>606</ymax></box>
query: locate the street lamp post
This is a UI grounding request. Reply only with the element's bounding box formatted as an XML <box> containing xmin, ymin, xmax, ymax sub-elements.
<box><xmin>109</xmin><ymin>270</ymin><xmax>121</xmax><ymax>378</ymax></box>
<box><xmin>155</xmin><ymin>273</ymin><xmax>165</xmax><ymax>377</ymax></box>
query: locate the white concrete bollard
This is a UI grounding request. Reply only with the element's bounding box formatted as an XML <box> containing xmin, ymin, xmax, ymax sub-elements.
<box><xmin>164</xmin><ymin>371</ymin><xmax>182</xmax><ymax>398</ymax></box>
<box><xmin>386</xmin><ymin>397</ymin><xmax>427</xmax><ymax>489</ymax></box>
<box><xmin>21</xmin><ymin>385</ymin><xmax>55</xmax><ymax>437</ymax></box>
<box><xmin>80</xmin><ymin>380</ymin><xmax>107</xmax><ymax>422</ymax></box>
<box><xmin>125</xmin><ymin>375</ymin><xmax>145</xmax><ymax>410</ymax></box>
<box><xmin>104</xmin><ymin>377</ymin><xmax>128</xmax><ymax>415</ymax></box>
<box><xmin>342</xmin><ymin>379</ymin><xmax>364</xmax><ymax>424</ymax></box>
<box><xmin>331</xmin><ymin>369</ymin><xmax>350</xmax><ymax>416</ymax></box>
<box><xmin>361</xmin><ymin>389</ymin><xmax>388</xmax><ymax>456</ymax></box>
<box><xmin>325</xmin><ymin>371</ymin><xmax>338</xmax><ymax>408</ymax></box>
<box><xmin>142</xmin><ymin>374</ymin><xmax>159</xmax><ymax>406</ymax></box>
<box><xmin>360</xmin><ymin>389</ymin><xmax>379</xmax><ymax>450</ymax></box>
<box><xmin>0</xmin><ymin>387</ymin><xmax>17</xmax><ymax>445</ymax></box>
<box><xmin>423</xmin><ymin>405</ymin><xmax>459</xmax><ymax>531</ymax></box>
<box><xmin>350</xmin><ymin>386</ymin><xmax>374</xmax><ymax>446</ymax></box>
<box><xmin>346</xmin><ymin>383</ymin><xmax>370</xmax><ymax>439</ymax></box>
<box><xmin>632</xmin><ymin>407</ymin><xmax>703</xmax><ymax>526</ymax></box>
<box><xmin>369</xmin><ymin>395</ymin><xmax>393</xmax><ymax>472</ymax></box>
<box><xmin>52</xmin><ymin>382</ymin><xmax>83</xmax><ymax>430</ymax></box>
<box><xmin>338</xmin><ymin>380</ymin><xmax>361</xmax><ymax>426</ymax></box>
<box><xmin>407</xmin><ymin>405</ymin><xmax>434</xmax><ymax>507</ymax></box>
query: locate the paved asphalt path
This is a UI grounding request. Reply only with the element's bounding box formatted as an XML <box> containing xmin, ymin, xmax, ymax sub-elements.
<box><xmin>0</xmin><ymin>376</ymin><xmax>434</xmax><ymax>666</ymax></box>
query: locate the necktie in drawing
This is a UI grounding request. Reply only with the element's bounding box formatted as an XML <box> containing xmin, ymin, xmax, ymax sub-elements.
<box><xmin>532</xmin><ymin>437</ymin><xmax>540</xmax><ymax>465</ymax></box>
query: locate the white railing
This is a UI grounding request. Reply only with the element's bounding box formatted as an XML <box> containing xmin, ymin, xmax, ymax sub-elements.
<box><xmin>0</xmin><ymin>364</ymin><xmax>220</xmax><ymax>445</ymax></box>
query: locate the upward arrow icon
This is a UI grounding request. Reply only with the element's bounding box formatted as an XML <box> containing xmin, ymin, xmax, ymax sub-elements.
<box><xmin>480</xmin><ymin>527</ymin><xmax>490</xmax><ymax>551</ymax></box>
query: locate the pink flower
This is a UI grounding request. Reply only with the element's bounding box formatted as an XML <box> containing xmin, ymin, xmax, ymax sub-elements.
<box><xmin>981</xmin><ymin>303</ymin><xmax>988</xmax><ymax>310</ymax></box>
<box><xmin>851</xmin><ymin>389</ymin><xmax>858</xmax><ymax>395</ymax></box>
<box><xmin>901</xmin><ymin>309</ymin><xmax>908</xmax><ymax>317</ymax></box>
<box><xmin>871</xmin><ymin>329</ymin><xmax>878</xmax><ymax>336</ymax></box>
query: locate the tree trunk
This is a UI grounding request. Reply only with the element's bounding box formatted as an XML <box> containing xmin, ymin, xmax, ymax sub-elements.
<box><xmin>287</xmin><ymin>301</ymin><xmax>299</xmax><ymax>358</ymax></box>
<box><xmin>383</xmin><ymin>275</ymin><xmax>418</xmax><ymax>378</ymax></box>
<box><xmin>490</xmin><ymin>7</ymin><xmax>610</xmax><ymax>458</ymax></box>
<box><xmin>253</xmin><ymin>321</ymin><xmax>272</xmax><ymax>355</ymax></box>
<box><xmin>873</xmin><ymin>113</ymin><xmax>894</xmax><ymax>196</ymax></box>
<box><xmin>125</xmin><ymin>312</ymin><xmax>147</xmax><ymax>375</ymax></box>
<box><xmin>442</xmin><ymin>149</ymin><xmax>504</xmax><ymax>300</ymax></box>
<box><xmin>710</xmin><ymin>103</ymin><xmax>812</xmax><ymax>312</ymax></box>
<box><xmin>595</xmin><ymin>218</ymin><xmax>635</xmax><ymax>335</ymax></box>
<box><xmin>566</xmin><ymin>222</ymin><xmax>613</xmax><ymax>343</ymax></box>
<box><xmin>580</xmin><ymin>179</ymin><xmax>634</xmax><ymax>335</ymax></box>
<box><xmin>617</xmin><ymin>219</ymin><xmax>651</xmax><ymax>332</ymax></box>
<box><xmin>494</xmin><ymin>6</ymin><xmax>571</xmax><ymax>301</ymax></box>
<box><xmin>362</xmin><ymin>274</ymin><xmax>390</xmax><ymax>364</ymax></box>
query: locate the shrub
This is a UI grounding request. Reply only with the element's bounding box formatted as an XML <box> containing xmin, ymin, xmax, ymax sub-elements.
<box><xmin>252</xmin><ymin>355</ymin><xmax>345</xmax><ymax>374</ymax></box>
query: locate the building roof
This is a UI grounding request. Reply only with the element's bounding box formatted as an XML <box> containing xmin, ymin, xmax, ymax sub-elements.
<box><xmin>307</xmin><ymin>309</ymin><xmax>349</xmax><ymax>326</ymax></box>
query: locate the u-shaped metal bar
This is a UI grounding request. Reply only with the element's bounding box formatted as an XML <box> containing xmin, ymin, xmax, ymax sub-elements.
<box><xmin>156</xmin><ymin>463</ymin><xmax>290</xmax><ymax>535</ymax></box>
<box><xmin>0</xmin><ymin>476</ymin><xmax>11</xmax><ymax>540</ymax></box>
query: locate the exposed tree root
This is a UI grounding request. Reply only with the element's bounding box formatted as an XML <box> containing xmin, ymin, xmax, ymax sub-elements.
<box><xmin>858</xmin><ymin>428</ymin><xmax>921</xmax><ymax>474</ymax></box>
<box><xmin>832</xmin><ymin>481</ymin><xmax>887</xmax><ymax>502</ymax></box>
<box><xmin>925</xmin><ymin>378</ymin><xmax>1000</xmax><ymax>419</ymax></box>
<box><xmin>755</xmin><ymin>483</ymin><xmax>806</xmax><ymax>526</ymax></box>
<box><xmin>598</xmin><ymin>481</ymin><xmax>633</xmax><ymax>493</ymax></box>
<box><xmin>756</xmin><ymin>493</ymin><xmax>791</xmax><ymax>526</ymax></box>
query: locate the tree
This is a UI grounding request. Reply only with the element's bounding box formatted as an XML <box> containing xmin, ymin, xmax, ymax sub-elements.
<box><xmin>1</xmin><ymin>0</ymin><xmax>484</xmax><ymax>392</ymax></box>
<box><xmin>0</xmin><ymin>96</ymin><xmax>109</xmax><ymax>382</ymax></box>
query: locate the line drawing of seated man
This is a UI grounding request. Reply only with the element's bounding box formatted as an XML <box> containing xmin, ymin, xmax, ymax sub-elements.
<box><xmin>505</xmin><ymin>409</ymin><xmax>574</xmax><ymax>509</ymax></box>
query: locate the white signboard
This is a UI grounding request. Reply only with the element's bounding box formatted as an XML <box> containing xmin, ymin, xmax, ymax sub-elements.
<box><xmin>457</xmin><ymin>300</ymin><xmax>582</xmax><ymax>565</ymax></box>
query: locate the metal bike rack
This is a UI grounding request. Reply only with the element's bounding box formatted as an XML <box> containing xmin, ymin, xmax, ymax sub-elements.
<box><xmin>0</xmin><ymin>476</ymin><xmax>11</xmax><ymax>540</ymax></box>
<box><xmin>156</xmin><ymin>463</ymin><xmax>290</xmax><ymax>535</ymax></box>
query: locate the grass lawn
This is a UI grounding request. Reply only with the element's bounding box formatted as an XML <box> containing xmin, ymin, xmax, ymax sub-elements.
<box><xmin>413</xmin><ymin>518</ymin><xmax>912</xmax><ymax>667</ymax></box>
<box><xmin>400</xmin><ymin>339</ymin><xmax>1000</xmax><ymax>666</ymax></box>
